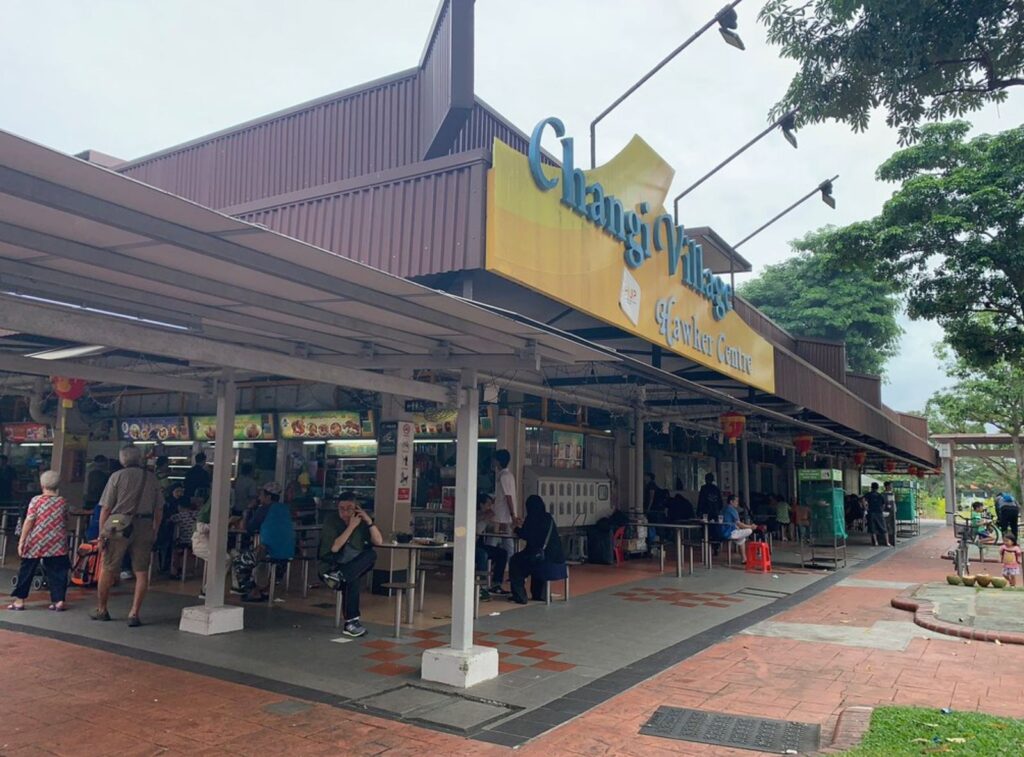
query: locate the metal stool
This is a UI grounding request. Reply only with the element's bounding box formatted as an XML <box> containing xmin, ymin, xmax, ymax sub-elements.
<box><xmin>380</xmin><ymin>581</ymin><xmax>416</xmax><ymax>638</ymax></box>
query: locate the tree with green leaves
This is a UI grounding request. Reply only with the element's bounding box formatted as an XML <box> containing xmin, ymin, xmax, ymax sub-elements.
<box><xmin>927</xmin><ymin>347</ymin><xmax>1024</xmax><ymax>499</ymax></box>
<box><xmin>760</xmin><ymin>0</ymin><xmax>1024</xmax><ymax>144</ymax></box>
<box><xmin>812</xmin><ymin>121</ymin><xmax>1024</xmax><ymax>369</ymax></box>
<box><xmin>738</xmin><ymin>228</ymin><xmax>902</xmax><ymax>375</ymax></box>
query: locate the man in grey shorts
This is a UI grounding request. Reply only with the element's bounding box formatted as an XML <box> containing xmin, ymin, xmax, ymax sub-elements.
<box><xmin>90</xmin><ymin>446</ymin><xmax>162</xmax><ymax>627</ymax></box>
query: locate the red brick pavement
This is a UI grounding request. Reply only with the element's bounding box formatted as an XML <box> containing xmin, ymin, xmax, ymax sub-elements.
<box><xmin>2</xmin><ymin>527</ymin><xmax>1021</xmax><ymax>756</ymax></box>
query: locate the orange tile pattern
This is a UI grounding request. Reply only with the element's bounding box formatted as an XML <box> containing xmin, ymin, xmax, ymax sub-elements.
<box><xmin>613</xmin><ymin>587</ymin><xmax>747</xmax><ymax>609</ymax></box>
<box><xmin>354</xmin><ymin>628</ymin><xmax>577</xmax><ymax>678</ymax></box>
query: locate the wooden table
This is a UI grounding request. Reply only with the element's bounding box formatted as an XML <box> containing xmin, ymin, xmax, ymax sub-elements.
<box><xmin>377</xmin><ymin>541</ymin><xmax>454</xmax><ymax>623</ymax></box>
<box><xmin>644</xmin><ymin>522</ymin><xmax>704</xmax><ymax>577</ymax></box>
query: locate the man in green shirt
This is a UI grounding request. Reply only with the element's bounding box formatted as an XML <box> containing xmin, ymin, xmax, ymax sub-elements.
<box><xmin>319</xmin><ymin>491</ymin><xmax>382</xmax><ymax>637</ymax></box>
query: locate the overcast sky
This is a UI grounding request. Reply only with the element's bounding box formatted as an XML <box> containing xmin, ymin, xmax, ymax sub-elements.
<box><xmin>3</xmin><ymin>1</ymin><xmax>1021</xmax><ymax>411</ymax></box>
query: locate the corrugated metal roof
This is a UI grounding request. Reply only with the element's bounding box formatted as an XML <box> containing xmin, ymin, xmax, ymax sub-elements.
<box><xmin>0</xmin><ymin>129</ymin><xmax>612</xmax><ymax>398</ymax></box>
<box><xmin>233</xmin><ymin>151</ymin><xmax>487</xmax><ymax>278</ymax></box>
<box><xmin>794</xmin><ymin>337</ymin><xmax>847</xmax><ymax>384</ymax></box>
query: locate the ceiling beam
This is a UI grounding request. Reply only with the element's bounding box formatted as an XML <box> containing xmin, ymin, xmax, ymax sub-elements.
<box><xmin>0</xmin><ymin>219</ymin><xmax>439</xmax><ymax>352</ymax></box>
<box><xmin>0</xmin><ymin>296</ymin><xmax>450</xmax><ymax>403</ymax></box>
<box><xmin>0</xmin><ymin>353</ymin><xmax>210</xmax><ymax>395</ymax></box>
<box><xmin>0</xmin><ymin>167</ymin><xmax>536</xmax><ymax>355</ymax></box>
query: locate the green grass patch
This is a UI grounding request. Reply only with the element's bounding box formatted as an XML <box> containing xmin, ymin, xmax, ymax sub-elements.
<box><xmin>839</xmin><ymin>706</ymin><xmax>1024</xmax><ymax>756</ymax></box>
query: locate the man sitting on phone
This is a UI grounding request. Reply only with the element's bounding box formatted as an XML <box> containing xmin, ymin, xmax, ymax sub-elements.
<box><xmin>319</xmin><ymin>492</ymin><xmax>383</xmax><ymax>638</ymax></box>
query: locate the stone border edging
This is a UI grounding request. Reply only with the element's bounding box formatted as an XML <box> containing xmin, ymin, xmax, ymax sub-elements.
<box><xmin>818</xmin><ymin>705</ymin><xmax>874</xmax><ymax>754</ymax></box>
<box><xmin>891</xmin><ymin>593</ymin><xmax>1024</xmax><ymax>645</ymax></box>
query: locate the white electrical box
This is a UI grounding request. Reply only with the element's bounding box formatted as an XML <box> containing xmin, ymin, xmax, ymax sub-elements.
<box><xmin>523</xmin><ymin>467</ymin><xmax>613</xmax><ymax>528</ymax></box>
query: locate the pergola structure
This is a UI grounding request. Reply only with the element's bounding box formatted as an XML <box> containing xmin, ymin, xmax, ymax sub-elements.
<box><xmin>0</xmin><ymin>128</ymin><xmax>615</xmax><ymax>687</ymax></box>
<box><xmin>932</xmin><ymin>433</ymin><xmax>1022</xmax><ymax>522</ymax></box>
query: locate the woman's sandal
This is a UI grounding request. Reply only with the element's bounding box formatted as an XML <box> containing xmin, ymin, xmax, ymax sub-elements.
<box><xmin>6</xmin><ymin>603</ymin><xmax>25</xmax><ymax>611</ymax></box>
<box><xmin>48</xmin><ymin>603</ymin><xmax>66</xmax><ymax>612</ymax></box>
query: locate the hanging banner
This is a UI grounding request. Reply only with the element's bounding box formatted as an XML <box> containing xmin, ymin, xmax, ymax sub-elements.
<box><xmin>278</xmin><ymin>410</ymin><xmax>374</xmax><ymax>440</ymax></box>
<box><xmin>2</xmin><ymin>423</ymin><xmax>53</xmax><ymax>444</ymax></box>
<box><xmin>552</xmin><ymin>430</ymin><xmax>584</xmax><ymax>469</ymax></box>
<box><xmin>119</xmin><ymin>416</ymin><xmax>190</xmax><ymax>442</ymax></box>
<box><xmin>191</xmin><ymin>413</ymin><xmax>275</xmax><ymax>442</ymax></box>
<box><xmin>395</xmin><ymin>421</ymin><xmax>415</xmax><ymax>505</ymax></box>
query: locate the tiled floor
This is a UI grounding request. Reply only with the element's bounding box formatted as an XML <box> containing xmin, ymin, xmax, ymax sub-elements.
<box><xmin>5</xmin><ymin>526</ymin><xmax>992</xmax><ymax>754</ymax></box>
<box><xmin>5</xmin><ymin>524</ymin><xmax>1021</xmax><ymax>756</ymax></box>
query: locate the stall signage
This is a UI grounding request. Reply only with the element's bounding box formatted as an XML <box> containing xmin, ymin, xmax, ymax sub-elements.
<box><xmin>395</xmin><ymin>421</ymin><xmax>414</xmax><ymax>505</ymax></box>
<box><xmin>279</xmin><ymin>410</ymin><xmax>373</xmax><ymax>440</ymax></box>
<box><xmin>404</xmin><ymin>400</ymin><xmax>437</xmax><ymax>413</ymax></box>
<box><xmin>486</xmin><ymin>119</ymin><xmax>776</xmax><ymax>393</ymax></box>
<box><xmin>192</xmin><ymin>414</ymin><xmax>274</xmax><ymax>441</ymax></box>
<box><xmin>411</xmin><ymin>406</ymin><xmax>495</xmax><ymax>438</ymax></box>
<box><xmin>119</xmin><ymin>416</ymin><xmax>190</xmax><ymax>442</ymax></box>
<box><xmin>552</xmin><ymin>430</ymin><xmax>584</xmax><ymax>469</ymax></box>
<box><xmin>379</xmin><ymin>421</ymin><xmax>398</xmax><ymax>455</ymax></box>
<box><xmin>2</xmin><ymin>423</ymin><xmax>52</xmax><ymax>444</ymax></box>
<box><xmin>798</xmin><ymin>468</ymin><xmax>841</xmax><ymax>482</ymax></box>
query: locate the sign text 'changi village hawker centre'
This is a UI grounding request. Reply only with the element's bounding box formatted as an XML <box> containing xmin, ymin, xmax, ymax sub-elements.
<box><xmin>486</xmin><ymin>117</ymin><xmax>776</xmax><ymax>393</ymax></box>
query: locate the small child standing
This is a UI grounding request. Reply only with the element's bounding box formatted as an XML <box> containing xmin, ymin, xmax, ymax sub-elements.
<box><xmin>794</xmin><ymin>502</ymin><xmax>811</xmax><ymax>543</ymax></box>
<box><xmin>999</xmin><ymin>533</ymin><xmax>1022</xmax><ymax>587</ymax></box>
<box><xmin>775</xmin><ymin>497</ymin><xmax>792</xmax><ymax>541</ymax></box>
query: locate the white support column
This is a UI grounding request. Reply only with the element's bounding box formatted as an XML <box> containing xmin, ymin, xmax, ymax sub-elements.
<box><xmin>422</xmin><ymin>368</ymin><xmax>497</xmax><ymax>688</ymax></box>
<box><xmin>634</xmin><ymin>410</ymin><xmax>645</xmax><ymax>513</ymax></box>
<box><xmin>740</xmin><ymin>436</ymin><xmax>751</xmax><ymax>508</ymax></box>
<box><xmin>180</xmin><ymin>373</ymin><xmax>243</xmax><ymax>635</ymax></box>
<box><xmin>51</xmin><ymin>403</ymin><xmax>68</xmax><ymax>479</ymax></box>
<box><xmin>942</xmin><ymin>447</ymin><xmax>957</xmax><ymax>525</ymax></box>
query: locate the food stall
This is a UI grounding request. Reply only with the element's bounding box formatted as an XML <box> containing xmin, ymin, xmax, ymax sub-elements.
<box><xmin>411</xmin><ymin>406</ymin><xmax>496</xmax><ymax>540</ymax></box>
<box><xmin>1</xmin><ymin>422</ymin><xmax>53</xmax><ymax>501</ymax></box>
<box><xmin>119</xmin><ymin>415</ymin><xmax>192</xmax><ymax>480</ymax></box>
<box><xmin>278</xmin><ymin>410</ymin><xmax>376</xmax><ymax>512</ymax></box>
<box><xmin>191</xmin><ymin>413</ymin><xmax>276</xmax><ymax>485</ymax></box>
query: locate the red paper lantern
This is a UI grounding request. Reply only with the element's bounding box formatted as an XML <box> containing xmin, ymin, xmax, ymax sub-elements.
<box><xmin>51</xmin><ymin>376</ymin><xmax>87</xmax><ymax>408</ymax></box>
<box><xmin>852</xmin><ymin>450</ymin><xmax>867</xmax><ymax>468</ymax></box>
<box><xmin>793</xmin><ymin>434</ymin><xmax>813</xmax><ymax>456</ymax></box>
<box><xmin>916</xmin><ymin>468</ymin><xmax>926</xmax><ymax>479</ymax></box>
<box><xmin>719</xmin><ymin>412</ymin><xmax>746</xmax><ymax>444</ymax></box>
<box><xmin>884</xmin><ymin>460</ymin><xmax>897</xmax><ymax>474</ymax></box>
<box><xmin>908</xmin><ymin>465</ymin><xmax>919</xmax><ymax>477</ymax></box>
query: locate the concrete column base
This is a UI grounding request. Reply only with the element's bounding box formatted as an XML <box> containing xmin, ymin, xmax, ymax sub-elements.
<box><xmin>421</xmin><ymin>645</ymin><xmax>499</xmax><ymax>688</ymax></box>
<box><xmin>179</xmin><ymin>605</ymin><xmax>244</xmax><ymax>636</ymax></box>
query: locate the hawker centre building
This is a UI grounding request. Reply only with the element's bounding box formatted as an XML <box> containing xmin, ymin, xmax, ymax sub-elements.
<box><xmin>2</xmin><ymin>0</ymin><xmax>938</xmax><ymax>578</ymax></box>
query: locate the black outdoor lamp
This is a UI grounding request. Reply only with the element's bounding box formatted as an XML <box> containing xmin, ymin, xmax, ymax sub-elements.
<box><xmin>671</xmin><ymin>107</ymin><xmax>801</xmax><ymax>221</ymax></box>
<box><xmin>780</xmin><ymin>111</ymin><xmax>799</xmax><ymax>149</ymax></box>
<box><xmin>589</xmin><ymin>1</ymin><xmax>745</xmax><ymax>168</ymax></box>
<box><xmin>717</xmin><ymin>6</ymin><xmax>744</xmax><ymax>50</ymax></box>
<box><xmin>733</xmin><ymin>174</ymin><xmax>839</xmax><ymax>249</ymax></box>
<box><xmin>819</xmin><ymin>178</ymin><xmax>836</xmax><ymax>208</ymax></box>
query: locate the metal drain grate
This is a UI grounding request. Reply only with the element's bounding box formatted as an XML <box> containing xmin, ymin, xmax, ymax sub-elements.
<box><xmin>641</xmin><ymin>706</ymin><xmax>820</xmax><ymax>754</ymax></box>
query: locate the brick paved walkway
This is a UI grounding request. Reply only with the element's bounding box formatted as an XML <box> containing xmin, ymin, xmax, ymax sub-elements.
<box><xmin>2</xmin><ymin>527</ymin><xmax>1022</xmax><ymax>756</ymax></box>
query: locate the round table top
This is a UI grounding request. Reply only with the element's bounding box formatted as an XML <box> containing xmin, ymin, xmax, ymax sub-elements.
<box><xmin>378</xmin><ymin>540</ymin><xmax>454</xmax><ymax>550</ymax></box>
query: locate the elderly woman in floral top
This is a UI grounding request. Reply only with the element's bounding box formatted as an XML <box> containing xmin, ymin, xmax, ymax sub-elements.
<box><xmin>8</xmin><ymin>470</ymin><xmax>70</xmax><ymax>611</ymax></box>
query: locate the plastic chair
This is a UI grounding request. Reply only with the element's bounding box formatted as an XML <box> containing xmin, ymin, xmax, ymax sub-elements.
<box><xmin>745</xmin><ymin>541</ymin><xmax>772</xmax><ymax>573</ymax></box>
<box><xmin>612</xmin><ymin>527</ymin><xmax>627</xmax><ymax>565</ymax></box>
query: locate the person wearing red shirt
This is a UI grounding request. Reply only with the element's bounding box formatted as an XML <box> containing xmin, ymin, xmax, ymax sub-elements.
<box><xmin>8</xmin><ymin>470</ymin><xmax>69</xmax><ymax>611</ymax></box>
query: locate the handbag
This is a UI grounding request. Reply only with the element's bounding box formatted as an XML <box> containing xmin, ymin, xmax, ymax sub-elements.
<box><xmin>191</xmin><ymin>522</ymin><xmax>211</xmax><ymax>561</ymax></box>
<box><xmin>102</xmin><ymin>512</ymin><xmax>134</xmax><ymax>539</ymax></box>
<box><xmin>532</xmin><ymin>519</ymin><xmax>554</xmax><ymax>562</ymax></box>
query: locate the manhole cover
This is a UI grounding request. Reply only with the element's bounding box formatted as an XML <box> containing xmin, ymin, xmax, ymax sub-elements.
<box><xmin>641</xmin><ymin>706</ymin><xmax>820</xmax><ymax>754</ymax></box>
<box><xmin>350</xmin><ymin>684</ymin><xmax>519</xmax><ymax>733</ymax></box>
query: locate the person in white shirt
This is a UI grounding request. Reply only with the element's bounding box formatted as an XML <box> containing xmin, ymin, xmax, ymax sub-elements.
<box><xmin>489</xmin><ymin>449</ymin><xmax>518</xmax><ymax>586</ymax></box>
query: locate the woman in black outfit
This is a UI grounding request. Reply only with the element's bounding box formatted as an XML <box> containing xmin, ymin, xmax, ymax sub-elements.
<box><xmin>508</xmin><ymin>494</ymin><xmax>565</xmax><ymax>604</ymax></box>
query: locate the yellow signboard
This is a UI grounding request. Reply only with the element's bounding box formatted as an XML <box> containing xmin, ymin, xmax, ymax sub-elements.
<box><xmin>485</xmin><ymin>119</ymin><xmax>775</xmax><ymax>393</ymax></box>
